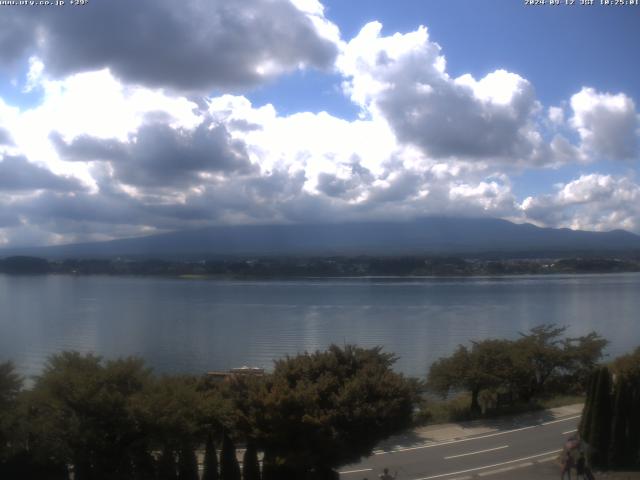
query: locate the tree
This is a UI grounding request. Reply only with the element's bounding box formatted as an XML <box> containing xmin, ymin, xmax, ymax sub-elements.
<box><xmin>562</xmin><ymin>331</ymin><xmax>608</xmax><ymax>393</ymax></box>
<box><xmin>428</xmin><ymin>326</ymin><xmax>607</xmax><ymax>413</ymax></box>
<box><xmin>260</xmin><ymin>450</ymin><xmax>279</xmax><ymax>480</ymax></box>
<box><xmin>220</xmin><ymin>432</ymin><xmax>241</xmax><ymax>480</ymax></box>
<box><xmin>585</xmin><ymin>367</ymin><xmax>612</xmax><ymax>469</ymax></box>
<box><xmin>0</xmin><ymin>361</ymin><xmax>22</xmax><ymax>457</ymax></box>
<box><xmin>202</xmin><ymin>433</ymin><xmax>219</xmax><ymax>480</ymax></box>
<box><xmin>579</xmin><ymin>369</ymin><xmax>599</xmax><ymax>442</ymax></box>
<box><xmin>178</xmin><ymin>445</ymin><xmax>199</xmax><ymax>480</ymax></box>
<box><xmin>511</xmin><ymin>325</ymin><xmax>569</xmax><ymax>402</ymax></box>
<box><xmin>579</xmin><ymin>349</ymin><xmax>640</xmax><ymax>471</ymax></box>
<box><xmin>131</xmin><ymin>374</ymin><xmax>205</xmax><ymax>465</ymax></box>
<box><xmin>242</xmin><ymin>345</ymin><xmax>418</xmax><ymax>479</ymax></box>
<box><xmin>0</xmin><ymin>361</ymin><xmax>21</xmax><ymax>406</ymax></box>
<box><xmin>610</xmin><ymin>347</ymin><xmax>640</xmax><ymax>467</ymax></box>
<box><xmin>608</xmin><ymin>377</ymin><xmax>630</xmax><ymax>467</ymax></box>
<box><xmin>242</xmin><ymin>442</ymin><xmax>260</xmax><ymax>480</ymax></box>
<box><xmin>611</xmin><ymin>347</ymin><xmax>640</xmax><ymax>383</ymax></box>
<box><xmin>26</xmin><ymin>352</ymin><xmax>152</xmax><ymax>479</ymax></box>
<box><xmin>428</xmin><ymin>340</ymin><xmax>514</xmax><ymax>414</ymax></box>
<box><xmin>157</xmin><ymin>448</ymin><xmax>178</xmax><ymax>480</ymax></box>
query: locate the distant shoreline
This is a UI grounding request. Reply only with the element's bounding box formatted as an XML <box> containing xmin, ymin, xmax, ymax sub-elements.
<box><xmin>1</xmin><ymin>254</ymin><xmax>640</xmax><ymax>279</ymax></box>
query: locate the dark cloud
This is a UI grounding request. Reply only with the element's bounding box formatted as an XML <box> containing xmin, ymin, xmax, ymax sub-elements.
<box><xmin>367</xmin><ymin>171</ymin><xmax>423</xmax><ymax>203</ymax></box>
<box><xmin>50</xmin><ymin>132</ymin><xmax>127</xmax><ymax>162</ymax></box>
<box><xmin>18</xmin><ymin>190</ymin><xmax>138</xmax><ymax>226</ymax></box>
<box><xmin>0</xmin><ymin>206</ymin><xmax>20</xmax><ymax>228</ymax></box>
<box><xmin>0</xmin><ymin>15</ymin><xmax>33</xmax><ymax>69</ymax></box>
<box><xmin>54</xmin><ymin>119</ymin><xmax>254</xmax><ymax>188</ymax></box>
<box><xmin>316</xmin><ymin>161</ymin><xmax>373</xmax><ymax>199</ymax></box>
<box><xmin>379</xmin><ymin>79</ymin><xmax>537</xmax><ymax>160</ymax></box>
<box><xmin>1</xmin><ymin>0</ymin><xmax>338</xmax><ymax>92</ymax></box>
<box><xmin>0</xmin><ymin>155</ymin><xmax>84</xmax><ymax>192</ymax></box>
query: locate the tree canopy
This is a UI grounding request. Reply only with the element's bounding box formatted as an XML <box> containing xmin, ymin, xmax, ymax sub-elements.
<box><xmin>227</xmin><ymin>345</ymin><xmax>419</xmax><ymax>479</ymax></box>
<box><xmin>428</xmin><ymin>325</ymin><xmax>608</xmax><ymax>412</ymax></box>
<box><xmin>1</xmin><ymin>345</ymin><xmax>419</xmax><ymax>479</ymax></box>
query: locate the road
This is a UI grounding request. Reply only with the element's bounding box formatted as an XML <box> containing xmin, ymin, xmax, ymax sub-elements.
<box><xmin>339</xmin><ymin>410</ymin><xmax>581</xmax><ymax>480</ymax></box>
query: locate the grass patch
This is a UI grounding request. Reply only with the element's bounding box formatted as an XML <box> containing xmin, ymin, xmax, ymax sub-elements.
<box><xmin>539</xmin><ymin>394</ymin><xmax>584</xmax><ymax>409</ymax></box>
<box><xmin>415</xmin><ymin>393</ymin><xmax>584</xmax><ymax>426</ymax></box>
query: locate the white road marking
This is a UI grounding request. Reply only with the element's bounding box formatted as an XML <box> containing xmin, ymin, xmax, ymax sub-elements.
<box><xmin>477</xmin><ymin>461</ymin><xmax>533</xmax><ymax>477</ymax></box>
<box><xmin>562</xmin><ymin>429</ymin><xmax>578</xmax><ymax>435</ymax></box>
<box><xmin>410</xmin><ymin>449</ymin><xmax>562</xmax><ymax>480</ymax></box>
<box><xmin>444</xmin><ymin>445</ymin><xmax>508</xmax><ymax>460</ymax></box>
<box><xmin>374</xmin><ymin>414</ymin><xmax>579</xmax><ymax>456</ymax></box>
<box><xmin>541</xmin><ymin>415</ymin><xmax>581</xmax><ymax>426</ymax></box>
<box><xmin>339</xmin><ymin>468</ymin><xmax>373</xmax><ymax>475</ymax></box>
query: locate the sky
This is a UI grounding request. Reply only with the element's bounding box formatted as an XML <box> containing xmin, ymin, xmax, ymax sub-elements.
<box><xmin>0</xmin><ymin>0</ymin><xmax>639</xmax><ymax>248</ymax></box>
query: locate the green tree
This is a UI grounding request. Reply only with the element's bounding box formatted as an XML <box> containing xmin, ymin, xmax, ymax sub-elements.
<box><xmin>608</xmin><ymin>377</ymin><xmax>631</xmax><ymax>467</ymax></box>
<box><xmin>611</xmin><ymin>347</ymin><xmax>640</xmax><ymax>468</ymax></box>
<box><xmin>0</xmin><ymin>361</ymin><xmax>22</xmax><ymax>458</ymax></box>
<box><xmin>428</xmin><ymin>326</ymin><xmax>607</xmax><ymax>413</ymax></box>
<box><xmin>611</xmin><ymin>347</ymin><xmax>640</xmax><ymax>382</ymax></box>
<box><xmin>561</xmin><ymin>331</ymin><xmax>608</xmax><ymax>392</ymax></box>
<box><xmin>586</xmin><ymin>367</ymin><xmax>612</xmax><ymax>469</ymax></box>
<box><xmin>242</xmin><ymin>442</ymin><xmax>260</xmax><ymax>480</ymax></box>
<box><xmin>0</xmin><ymin>361</ymin><xmax>21</xmax><ymax>405</ymax></box>
<box><xmin>220</xmin><ymin>432</ymin><xmax>241</xmax><ymax>480</ymax></box>
<box><xmin>579</xmin><ymin>369</ymin><xmax>599</xmax><ymax>442</ymax></box>
<box><xmin>243</xmin><ymin>345</ymin><xmax>418</xmax><ymax>479</ymax></box>
<box><xmin>428</xmin><ymin>340</ymin><xmax>514</xmax><ymax>414</ymax></box>
<box><xmin>261</xmin><ymin>450</ymin><xmax>279</xmax><ymax>480</ymax></box>
<box><xmin>511</xmin><ymin>325</ymin><xmax>569</xmax><ymax>402</ymax></box>
<box><xmin>178</xmin><ymin>445</ymin><xmax>198</xmax><ymax>480</ymax></box>
<box><xmin>579</xmin><ymin>349</ymin><xmax>640</xmax><ymax>471</ymax></box>
<box><xmin>157</xmin><ymin>448</ymin><xmax>178</xmax><ymax>480</ymax></box>
<box><xmin>26</xmin><ymin>352</ymin><xmax>152</xmax><ymax>479</ymax></box>
<box><xmin>202</xmin><ymin>433</ymin><xmax>219</xmax><ymax>480</ymax></box>
<box><xmin>131</xmin><ymin>375</ymin><xmax>205</xmax><ymax>461</ymax></box>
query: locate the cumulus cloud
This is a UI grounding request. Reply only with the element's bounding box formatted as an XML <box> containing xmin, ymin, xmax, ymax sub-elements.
<box><xmin>548</xmin><ymin>106</ymin><xmax>565</xmax><ymax>125</ymax></box>
<box><xmin>522</xmin><ymin>174</ymin><xmax>640</xmax><ymax>232</ymax></box>
<box><xmin>570</xmin><ymin>87</ymin><xmax>639</xmax><ymax>161</ymax></box>
<box><xmin>53</xmin><ymin>117</ymin><xmax>253</xmax><ymax>188</ymax></box>
<box><xmin>0</xmin><ymin>0</ymin><xmax>339</xmax><ymax>93</ymax></box>
<box><xmin>0</xmin><ymin>128</ymin><xmax>12</xmax><ymax>146</ymax></box>
<box><xmin>337</xmin><ymin>22</ymin><xmax>543</xmax><ymax>164</ymax></box>
<box><xmin>0</xmin><ymin>155</ymin><xmax>84</xmax><ymax>192</ymax></box>
<box><xmin>1</xmin><ymin>9</ymin><xmax>639</xmax><ymax>247</ymax></box>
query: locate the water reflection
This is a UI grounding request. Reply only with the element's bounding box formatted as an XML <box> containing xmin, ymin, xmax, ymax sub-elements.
<box><xmin>1</xmin><ymin>273</ymin><xmax>638</xmax><ymax>378</ymax></box>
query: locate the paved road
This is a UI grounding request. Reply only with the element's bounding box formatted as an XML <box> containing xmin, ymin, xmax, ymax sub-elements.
<box><xmin>339</xmin><ymin>410</ymin><xmax>581</xmax><ymax>480</ymax></box>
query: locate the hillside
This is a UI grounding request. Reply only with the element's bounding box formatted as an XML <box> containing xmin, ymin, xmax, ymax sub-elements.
<box><xmin>3</xmin><ymin>217</ymin><xmax>640</xmax><ymax>259</ymax></box>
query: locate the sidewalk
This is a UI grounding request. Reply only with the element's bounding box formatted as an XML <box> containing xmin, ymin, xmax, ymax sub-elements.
<box><xmin>375</xmin><ymin>403</ymin><xmax>584</xmax><ymax>453</ymax></box>
<box><xmin>374</xmin><ymin>404</ymin><xmax>640</xmax><ymax>479</ymax></box>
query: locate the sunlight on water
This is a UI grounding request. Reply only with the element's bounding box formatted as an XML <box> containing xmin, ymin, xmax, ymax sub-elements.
<box><xmin>1</xmin><ymin>273</ymin><xmax>638</xmax><ymax>379</ymax></box>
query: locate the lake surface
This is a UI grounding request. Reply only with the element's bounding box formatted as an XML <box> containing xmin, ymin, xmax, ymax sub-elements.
<box><xmin>1</xmin><ymin>273</ymin><xmax>639</xmax><ymax>379</ymax></box>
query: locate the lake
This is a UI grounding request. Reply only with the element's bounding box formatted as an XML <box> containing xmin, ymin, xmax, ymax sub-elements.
<box><xmin>1</xmin><ymin>273</ymin><xmax>639</xmax><ymax>379</ymax></box>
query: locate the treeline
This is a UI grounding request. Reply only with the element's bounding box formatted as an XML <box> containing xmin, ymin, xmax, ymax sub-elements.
<box><xmin>579</xmin><ymin>348</ymin><xmax>640</xmax><ymax>470</ymax></box>
<box><xmin>1</xmin><ymin>330</ymin><xmax>638</xmax><ymax>477</ymax></box>
<box><xmin>0</xmin><ymin>345</ymin><xmax>418</xmax><ymax>480</ymax></box>
<box><xmin>427</xmin><ymin>325</ymin><xmax>609</xmax><ymax>414</ymax></box>
<box><xmin>2</xmin><ymin>255</ymin><xmax>640</xmax><ymax>277</ymax></box>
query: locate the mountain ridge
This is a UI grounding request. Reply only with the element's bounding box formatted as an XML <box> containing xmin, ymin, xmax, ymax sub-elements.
<box><xmin>3</xmin><ymin>217</ymin><xmax>640</xmax><ymax>259</ymax></box>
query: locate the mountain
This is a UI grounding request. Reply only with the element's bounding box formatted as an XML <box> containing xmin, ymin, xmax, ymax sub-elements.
<box><xmin>3</xmin><ymin>217</ymin><xmax>640</xmax><ymax>259</ymax></box>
